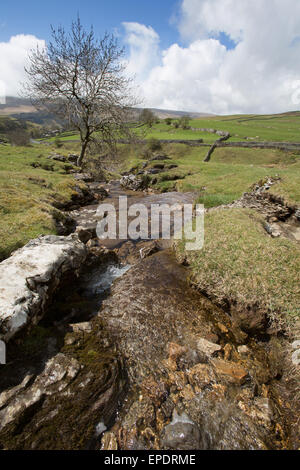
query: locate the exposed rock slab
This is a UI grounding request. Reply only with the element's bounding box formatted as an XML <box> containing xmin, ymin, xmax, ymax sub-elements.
<box><xmin>0</xmin><ymin>234</ymin><xmax>87</xmax><ymax>342</ymax></box>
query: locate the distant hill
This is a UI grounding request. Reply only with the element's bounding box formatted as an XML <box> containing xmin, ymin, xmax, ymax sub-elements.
<box><xmin>146</xmin><ymin>108</ymin><xmax>215</xmax><ymax>119</ymax></box>
<box><xmin>0</xmin><ymin>96</ymin><xmax>37</xmax><ymax>115</ymax></box>
<box><xmin>0</xmin><ymin>96</ymin><xmax>214</xmax><ymax>123</ymax></box>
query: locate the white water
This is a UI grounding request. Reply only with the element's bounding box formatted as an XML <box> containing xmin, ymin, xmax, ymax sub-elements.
<box><xmin>80</xmin><ymin>263</ymin><xmax>131</xmax><ymax>297</ymax></box>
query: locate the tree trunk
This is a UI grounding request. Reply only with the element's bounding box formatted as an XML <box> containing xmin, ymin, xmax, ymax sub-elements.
<box><xmin>77</xmin><ymin>140</ymin><xmax>88</xmax><ymax>167</ymax></box>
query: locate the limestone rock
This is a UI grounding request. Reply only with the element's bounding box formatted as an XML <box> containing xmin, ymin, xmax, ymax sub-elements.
<box><xmin>0</xmin><ymin>353</ymin><xmax>80</xmax><ymax>432</ymax></box>
<box><xmin>196</xmin><ymin>337</ymin><xmax>221</xmax><ymax>357</ymax></box>
<box><xmin>74</xmin><ymin>173</ymin><xmax>94</xmax><ymax>183</ymax></box>
<box><xmin>69</xmin><ymin>321</ymin><xmax>93</xmax><ymax>334</ymax></box>
<box><xmin>120</xmin><ymin>174</ymin><xmax>149</xmax><ymax>191</ymax></box>
<box><xmin>238</xmin><ymin>345</ymin><xmax>250</xmax><ymax>356</ymax></box>
<box><xmin>0</xmin><ymin>234</ymin><xmax>87</xmax><ymax>341</ymax></box>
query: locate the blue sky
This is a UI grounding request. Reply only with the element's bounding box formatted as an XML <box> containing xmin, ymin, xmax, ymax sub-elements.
<box><xmin>1</xmin><ymin>0</ymin><xmax>300</xmax><ymax>114</ymax></box>
<box><xmin>0</xmin><ymin>0</ymin><xmax>181</xmax><ymax>49</ymax></box>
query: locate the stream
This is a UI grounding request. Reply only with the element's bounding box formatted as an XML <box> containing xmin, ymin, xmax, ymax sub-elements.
<box><xmin>0</xmin><ymin>182</ymin><xmax>298</xmax><ymax>450</ymax></box>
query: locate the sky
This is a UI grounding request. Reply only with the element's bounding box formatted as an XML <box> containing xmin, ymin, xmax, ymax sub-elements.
<box><xmin>1</xmin><ymin>0</ymin><xmax>300</xmax><ymax>114</ymax></box>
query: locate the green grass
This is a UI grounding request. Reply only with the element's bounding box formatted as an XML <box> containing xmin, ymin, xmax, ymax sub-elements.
<box><xmin>121</xmin><ymin>143</ymin><xmax>300</xmax><ymax>207</ymax></box>
<box><xmin>141</xmin><ymin>111</ymin><xmax>300</xmax><ymax>143</ymax></box>
<box><xmin>0</xmin><ymin>143</ymin><xmax>83</xmax><ymax>260</ymax></box>
<box><xmin>174</xmin><ymin>209</ymin><xmax>300</xmax><ymax>326</ymax></box>
<box><xmin>39</xmin><ymin>111</ymin><xmax>300</xmax><ymax>145</ymax></box>
<box><xmin>188</xmin><ymin>112</ymin><xmax>300</xmax><ymax>142</ymax></box>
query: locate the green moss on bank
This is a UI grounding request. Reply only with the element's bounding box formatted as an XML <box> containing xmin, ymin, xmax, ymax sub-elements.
<box><xmin>174</xmin><ymin>208</ymin><xmax>300</xmax><ymax>326</ymax></box>
<box><xmin>0</xmin><ymin>144</ymin><xmax>82</xmax><ymax>260</ymax></box>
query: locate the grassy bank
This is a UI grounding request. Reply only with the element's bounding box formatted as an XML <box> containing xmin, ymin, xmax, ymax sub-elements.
<box><xmin>174</xmin><ymin>208</ymin><xmax>300</xmax><ymax>326</ymax></box>
<box><xmin>0</xmin><ymin>143</ymin><xmax>83</xmax><ymax>260</ymax></box>
<box><xmin>121</xmin><ymin>143</ymin><xmax>300</xmax><ymax>207</ymax></box>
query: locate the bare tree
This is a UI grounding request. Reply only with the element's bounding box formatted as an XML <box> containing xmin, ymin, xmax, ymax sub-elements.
<box><xmin>139</xmin><ymin>108</ymin><xmax>156</xmax><ymax>128</ymax></box>
<box><xmin>24</xmin><ymin>17</ymin><xmax>137</xmax><ymax>167</ymax></box>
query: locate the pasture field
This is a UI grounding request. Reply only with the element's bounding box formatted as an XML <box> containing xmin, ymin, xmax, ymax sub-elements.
<box><xmin>41</xmin><ymin>111</ymin><xmax>300</xmax><ymax>144</ymax></box>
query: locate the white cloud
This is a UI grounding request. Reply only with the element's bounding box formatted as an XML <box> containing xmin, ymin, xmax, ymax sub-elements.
<box><xmin>122</xmin><ymin>22</ymin><xmax>160</xmax><ymax>81</ymax></box>
<box><xmin>0</xmin><ymin>34</ymin><xmax>45</xmax><ymax>97</ymax></box>
<box><xmin>124</xmin><ymin>0</ymin><xmax>300</xmax><ymax>114</ymax></box>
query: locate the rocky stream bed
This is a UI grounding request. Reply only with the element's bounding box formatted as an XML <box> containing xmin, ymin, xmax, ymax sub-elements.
<box><xmin>0</xmin><ymin>180</ymin><xmax>299</xmax><ymax>450</ymax></box>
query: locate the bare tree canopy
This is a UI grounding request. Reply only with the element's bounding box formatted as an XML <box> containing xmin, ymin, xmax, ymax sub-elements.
<box><xmin>24</xmin><ymin>17</ymin><xmax>137</xmax><ymax>166</ymax></box>
<box><xmin>139</xmin><ymin>108</ymin><xmax>156</xmax><ymax>128</ymax></box>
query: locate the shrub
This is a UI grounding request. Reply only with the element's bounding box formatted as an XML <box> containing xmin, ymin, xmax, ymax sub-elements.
<box><xmin>7</xmin><ymin>129</ymin><xmax>30</xmax><ymax>146</ymax></box>
<box><xmin>54</xmin><ymin>136</ymin><xmax>63</xmax><ymax>148</ymax></box>
<box><xmin>147</xmin><ymin>138</ymin><xmax>162</xmax><ymax>152</ymax></box>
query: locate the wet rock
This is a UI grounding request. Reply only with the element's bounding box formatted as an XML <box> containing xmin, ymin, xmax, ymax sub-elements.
<box><xmin>139</xmin><ymin>241</ymin><xmax>160</xmax><ymax>260</ymax></box>
<box><xmin>87</xmin><ymin>244</ymin><xmax>118</xmax><ymax>265</ymax></box>
<box><xmin>99</xmin><ymin>252</ymin><xmax>217</xmax><ymax>383</ymax></box>
<box><xmin>161</xmin><ymin>410</ymin><xmax>201</xmax><ymax>450</ymax></box>
<box><xmin>223</xmin><ymin>343</ymin><xmax>232</xmax><ymax>361</ymax></box>
<box><xmin>0</xmin><ymin>315</ymin><xmax>127</xmax><ymax>450</ymax></box>
<box><xmin>69</xmin><ymin>322</ymin><xmax>93</xmax><ymax>334</ymax></box>
<box><xmin>238</xmin><ymin>345</ymin><xmax>250</xmax><ymax>356</ymax></box>
<box><xmin>291</xmin><ymin>349</ymin><xmax>300</xmax><ymax>366</ymax></box>
<box><xmin>0</xmin><ymin>373</ymin><xmax>34</xmax><ymax>409</ymax></box>
<box><xmin>212</xmin><ymin>359</ymin><xmax>248</xmax><ymax>385</ymax></box>
<box><xmin>140</xmin><ymin>377</ymin><xmax>168</xmax><ymax>406</ymax></box>
<box><xmin>0</xmin><ymin>353</ymin><xmax>80</xmax><ymax>432</ymax></box>
<box><xmin>187</xmin><ymin>364</ymin><xmax>216</xmax><ymax>391</ymax></box>
<box><xmin>196</xmin><ymin>337</ymin><xmax>222</xmax><ymax>358</ymax></box>
<box><xmin>101</xmin><ymin>432</ymin><xmax>118</xmax><ymax>450</ymax></box>
<box><xmin>75</xmin><ymin>226</ymin><xmax>93</xmax><ymax>244</ymax></box>
<box><xmin>217</xmin><ymin>323</ymin><xmax>229</xmax><ymax>334</ymax></box>
<box><xmin>168</xmin><ymin>371</ymin><xmax>188</xmax><ymax>391</ymax></box>
<box><xmin>166</xmin><ymin>343</ymin><xmax>187</xmax><ymax>371</ymax></box>
<box><xmin>0</xmin><ymin>234</ymin><xmax>87</xmax><ymax>342</ymax></box>
<box><xmin>231</xmin><ymin>306</ymin><xmax>268</xmax><ymax>337</ymax></box>
<box><xmin>238</xmin><ymin>396</ymin><xmax>275</xmax><ymax>429</ymax></box>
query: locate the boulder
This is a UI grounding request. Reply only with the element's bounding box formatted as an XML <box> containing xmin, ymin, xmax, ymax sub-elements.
<box><xmin>67</xmin><ymin>154</ymin><xmax>79</xmax><ymax>163</ymax></box>
<box><xmin>120</xmin><ymin>174</ymin><xmax>149</xmax><ymax>191</ymax></box>
<box><xmin>0</xmin><ymin>234</ymin><xmax>87</xmax><ymax>341</ymax></box>
<box><xmin>47</xmin><ymin>154</ymin><xmax>66</xmax><ymax>162</ymax></box>
<box><xmin>74</xmin><ymin>173</ymin><xmax>94</xmax><ymax>183</ymax></box>
<box><xmin>75</xmin><ymin>226</ymin><xmax>93</xmax><ymax>244</ymax></box>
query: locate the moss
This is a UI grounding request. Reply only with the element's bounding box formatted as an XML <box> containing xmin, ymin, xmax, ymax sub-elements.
<box><xmin>0</xmin><ymin>317</ymin><xmax>127</xmax><ymax>450</ymax></box>
<box><xmin>0</xmin><ymin>142</ymin><xmax>89</xmax><ymax>260</ymax></box>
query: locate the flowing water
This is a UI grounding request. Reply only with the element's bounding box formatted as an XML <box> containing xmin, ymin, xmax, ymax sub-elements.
<box><xmin>0</xmin><ymin>182</ymin><xmax>297</xmax><ymax>450</ymax></box>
